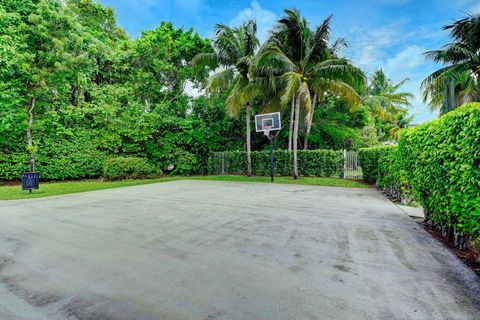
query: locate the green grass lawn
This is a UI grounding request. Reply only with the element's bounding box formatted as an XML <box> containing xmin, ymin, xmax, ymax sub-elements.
<box><xmin>0</xmin><ymin>175</ymin><xmax>368</xmax><ymax>200</ymax></box>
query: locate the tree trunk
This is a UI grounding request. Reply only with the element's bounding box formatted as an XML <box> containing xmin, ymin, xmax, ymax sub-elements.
<box><xmin>246</xmin><ymin>101</ymin><xmax>252</xmax><ymax>177</ymax></box>
<box><xmin>27</xmin><ymin>97</ymin><xmax>36</xmax><ymax>172</ymax></box>
<box><xmin>293</xmin><ymin>92</ymin><xmax>301</xmax><ymax>180</ymax></box>
<box><xmin>304</xmin><ymin>92</ymin><xmax>317</xmax><ymax>150</ymax></box>
<box><xmin>288</xmin><ymin>96</ymin><xmax>295</xmax><ymax>151</ymax></box>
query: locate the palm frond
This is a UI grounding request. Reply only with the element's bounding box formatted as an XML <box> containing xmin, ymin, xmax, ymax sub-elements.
<box><xmin>305</xmin><ymin>15</ymin><xmax>332</xmax><ymax>64</ymax></box>
<box><xmin>225</xmin><ymin>76</ymin><xmax>250</xmax><ymax>117</ymax></box>
<box><xmin>207</xmin><ymin>68</ymin><xmax>235</xmax><ymax>94</ymax></box>
<box><xmin>313</xmin><ymin>58</ymin><xmax>366</xmax><ymax>92</ymax></box>
<box><xmin>330</xmin><ymin>37</ymin><xmax>348</xmax><ymax>56</ymax></box>
<box><xmin>312</xmin><ymin>78</ymin><xmax>361</xmax><ymax>111</ymax></box>
<box><xmin>256</xmin><ymin>45</ymin><xmax>296</xmax><ymax>73</ymax></box>
<box><xmin>297</xmin><ymin>81</ymin><xmax>312</xmax><ymax>115</ymax></box>
<box><xmin>190</xmin><ymin>52</ymin><xmax>218</xmax><ymax>71</ymax></box>
<box><xmin>280</xmin><ymin>71</ymin><xmax>302</xmax><ymax>106</ymax></box>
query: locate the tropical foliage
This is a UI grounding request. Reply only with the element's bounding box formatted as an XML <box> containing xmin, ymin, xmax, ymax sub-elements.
<box><xmin>360</xmin><ymin>103</ymin><xmax>480</xmax><ymax>240</ymax></box>
<box><xmin>0</xmin><ymin>0</ymin><xmax>239</xmax><ymax>180</ymax></box>
<box><xmin>422</xmin><ymin>13</ymin><xmax>480</xmax><ymax>114</ymax></box>
<box><xmin>255</xmin><ymin>9</ymin><xmax>365</xmax><ymax>178</ymax></box>
<box><xmin>0</xmin><ymin>0</ymin><xmax>419</xmax><ymax>181</ymax></box>
<box><xmin>193</xmin><ymin>20</ymin><xmax>260</xmax><ymax>176</ymax></box>
<box><xmin>365</xmin><ymin>69</ymin><xmax>413</xmax><ymax>141</ymax></box>
<box><xmin>208</xmin><ymin>150</ymin><xmax>343</xmax><ymax>177</ymax></box>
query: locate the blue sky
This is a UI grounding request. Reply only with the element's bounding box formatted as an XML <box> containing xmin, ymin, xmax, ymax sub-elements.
<box><xmin>99</xmin><ymin>0</ymin><xmax>480</xmax><ymax>123</ymax></box>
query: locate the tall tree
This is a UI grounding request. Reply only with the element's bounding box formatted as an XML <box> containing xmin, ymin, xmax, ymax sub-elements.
<box><xmin>0</xmin><ymin>2</ymin><xmax>32</xmax><ymax>153</ymax></box>
<box><xmin>422</xmin><ymin>13</ymin><xmax>480</xmax><ymax>114</ymax></box>
<box><xmin>193</xmin><ymin>20</ymin><xmax>259</xmax><ymax>176</ymax></box>
<box><xmin>2</xmin><ymin>0</ymin><xmax>99</xmax><ymax>172</ymax></box>
<box><xmin>256</xmin><ymin>9</ymin><xmax>365</xmax><ymax>178</ymax></box>
<box><xmin>364</xmin><ymin>69</ymin><xmax>413</xmax><ymax>141</ymax></box>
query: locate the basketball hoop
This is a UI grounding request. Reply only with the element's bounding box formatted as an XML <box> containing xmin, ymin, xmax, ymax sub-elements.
<box><xmin>254</xmin><ymin>112</ymin><xmax>282</xmax><ymax>182</ymax></box>
<box><xmin>255</xmin><ymin>112</ymin><xmax>281</xmax><ymax>136</ymax></box>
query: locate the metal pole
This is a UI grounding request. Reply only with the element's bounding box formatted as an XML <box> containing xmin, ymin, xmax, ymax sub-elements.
<box><xmin>221</xmin><ymin>152</ymin><xmax>225</xmax><ymax>175</ymax></box>
<box><xmin>269</xmin><ymin>132</ymin><xmax>274</xmax><ymax>183</ymax></box>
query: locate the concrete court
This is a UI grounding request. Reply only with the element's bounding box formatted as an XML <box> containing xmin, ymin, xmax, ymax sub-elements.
<box><xmin>0</xmin><ymin>180</ymin><xmax>479</xmax><ymax>320</ymax></box>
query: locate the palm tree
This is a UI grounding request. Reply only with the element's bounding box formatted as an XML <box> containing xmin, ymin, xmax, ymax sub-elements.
<box><xmin>193</xmin><ymin>20</ymin><xmax>259</xmax><ymax>176</ymax></box>
<box><xmin>365</xmin><ymin>69</ymin><xmax>412</xmax><ymax>121</ymax></box>
<box><xmin>255</xmin><ymin>9</ymin><xmax>365</xmax><ymax>179</ymax></box>
<box><xmin>422</xmin><ymin>13</ymin><xmax>480</xmax><ymax>114</ymax></box>
<box><xmin>364</xmin><ymin>69</ymin><xmax>413</xmax><ymax>141</ymax></box>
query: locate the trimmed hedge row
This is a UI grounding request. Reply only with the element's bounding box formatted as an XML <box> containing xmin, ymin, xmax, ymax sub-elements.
<box><xmin>360</xmin><ymin>103</ymin><xmax>480</xmax><ymax>239</ymax></box>
<box><xmin>0</xmin><ymin>133</ymin><xmax>108</xmax><ymax>181</ymax></box>
<box><xmin>103</xmin><ymin>157</ymin><xmax>161</xmax><ymax>180</ymax></box>
<box><xmin>0</xmin><ymin>133</ymin><xmax>161</xmax><ymax>181</ymax></box>
<box><xmin>358</xmin><ymin>146</ymin><xmax>387</xmax><ymax>184</ymax></box>
<box><xmin>359</xmin><ymin>145</ymin><xmax>411</xmax><ymax>202</ymax></box>
<box><xmin>400</xmin><ymin>103</ymin><xmax>480</xmax><ymax>239</ymax></box>
<box><xmin>208</xmin><ymin>150</ymin><xmax>343</xmax><ymax>177</ymax></box>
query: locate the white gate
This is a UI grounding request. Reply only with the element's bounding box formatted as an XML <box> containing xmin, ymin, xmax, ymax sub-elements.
<box><xmin>343</xmin><ymin>150</ymin><xmax>362</xmax><ymax>180</ymax></box>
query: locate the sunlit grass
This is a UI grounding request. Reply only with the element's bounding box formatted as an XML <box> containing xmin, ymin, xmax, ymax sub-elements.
<box><xmin>0</xmin><ymin>175</ymin><xmax>368</xmax><ymax>200</ymax></box>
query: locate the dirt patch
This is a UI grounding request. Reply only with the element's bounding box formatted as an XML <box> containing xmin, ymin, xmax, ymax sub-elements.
<box><xmin>421</xmin><ymin>222</ymin><xmax>480</xmax><ymax>277</ymax></box>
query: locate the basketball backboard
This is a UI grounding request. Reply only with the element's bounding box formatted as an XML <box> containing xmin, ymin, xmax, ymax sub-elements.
<box><xmin>255</xmin><ymin>112</ymin><xmax>281</xmax><ymax>134</ymax></box>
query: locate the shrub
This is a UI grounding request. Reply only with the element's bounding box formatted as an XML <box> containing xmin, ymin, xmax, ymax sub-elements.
<box><xmin>0</xmin><ymin>132</ymin><xmax>107</xmax><ymax>181</ymax></box>
<box><xmin>361</xmin><ymin>103</ymin><xmax>480</xmax><ymax>240</ymax></box>
<box><xmin>208</xmin><ymin>149</ymin><xmax>343</xmax><ymax>177</ymax></box>
<box><xmin>358</xmin><ymin>146</ymin><xmax>386</xmax><ymax>184</ymax></box>
<box><xmin>171</xmin><ymin>150</ymin><xmax>199</xmax><ymax>176</ymax></box>
<box><xmin>36</xmin><ymin>133</ymin><xmax>108</xmax><ymax>180</ymax></box>
<box><xmin>102</xmin><ymin>157</ymin><xmax>161</xmax><ymax>180</ymax></box>
<box><xmin>359</xmin><ymin>146</ymin><xmax>412</xmax><ymax>203</ymax></box>
<box><xmin>399</xmin><ymin>103</ymin><xmax>480</xmax><ymax>239</ymax></box>
<box><xmin>0</xmin><ymin>153</ymin><xmax>29</xmax><ymax>181</ymax></box>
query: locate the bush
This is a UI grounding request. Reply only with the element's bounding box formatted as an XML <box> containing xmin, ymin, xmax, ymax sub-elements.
<box><xmin>102</xmin><ymin>157</ymin><xmax>161</xmax><ymax>180</ymax></box>
<box><xmin>208</xmin><ymin>149</ymin><xmax>343</xmax><ymax>177</ymax></box>
<box><xmin>399</xmin><ymin>103</ymin><xmax>480</xmax><ymax>239</ymax></box>
<box><xmin>358</xmin><ymin>146</ymin><xmax>387</xmax><ymax>184</ymax></box>
<box><xmin>0</xmin><ymin>153</ymin><xmax>29</xmax><ymax>181</ymax></box>
<box><xmin>171</xmin><ymin>150</ymin><xmax>199</xmax><ymax>176</ymax></box>
<box><xmin>360</xmin><ymin>103</ymin><xmax>480</xmax><ymax>240</ymax></box>
<box><xmin>0</xmin><ymin>132</ymin><xmax>107</xmax><ymax>181</ymax></box>
<box><xmin>360</xmin><ymin>145</ymin><xmax>411</xmax><ymax>203</ymax></box>
<box><xmin>36</xmin><ymin>133</ymin><xmax>108</xmax><ymax>180</ymax></box>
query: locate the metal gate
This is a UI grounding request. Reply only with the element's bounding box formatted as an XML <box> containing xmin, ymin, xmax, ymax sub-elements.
<box><xmin>343</xmin><ymin>150</ymin><xmax>362</xmax><ymax>180</ymax></box>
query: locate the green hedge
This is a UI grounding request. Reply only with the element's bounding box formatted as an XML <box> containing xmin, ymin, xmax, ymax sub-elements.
<box><xmin>102</xmin><ymin>157</ymin><xmax>161</xmax><ymax>180</ymax></box>
<box><xmin>358</xmin><ymin>146</ymin><xmax>388</xmax><ymax>184</ymax></box>
<box><xmin>0</xmin><ymin>152</ymin><xmax>30</xmax><ymax>181</ymax></box>
<box><xmin>0</xmin><ymin>133</ymin><xmax>108</xmax><ymax>181</ymax></box>
<box><xmin>399</xmin><ymin>103</ymin><xmax>480</xmax><ymax>238</ymax></box>
<box><xmin>359</xmin><ymin>145</ymin><xmax>411</xmax><ymax>202</ymax></box>
<box><xmin>360</xmin><ymin>103</ymin><xmax>480</xmax><ymax>239</ymax></box>
<box><xmin>208</xmin><ymin>150</ymin><xmax>343</xmax><ymax>177</ymax></box>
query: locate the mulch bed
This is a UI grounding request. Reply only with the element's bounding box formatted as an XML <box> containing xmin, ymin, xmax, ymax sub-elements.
<box><xmin>421</xmin><ymin>222</ymin><xmax>480</xmax><ymax>277</ymax></box>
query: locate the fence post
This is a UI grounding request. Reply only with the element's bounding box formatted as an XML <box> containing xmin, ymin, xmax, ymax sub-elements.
<box><xmin>221</xmin><ymin>152</ymin><xmax>225</xmax><ymax>175</ymax></box>
<box><xmin>343</xmin><ymin>149</ymin><xmax>347</xmax><ymax>179</ymax></box>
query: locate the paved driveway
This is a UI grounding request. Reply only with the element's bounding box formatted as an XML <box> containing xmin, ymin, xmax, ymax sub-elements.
<box><xmin>0</xmin><ymin>180</ymin><xmax>479</xmax><ymax>320</ymax></box>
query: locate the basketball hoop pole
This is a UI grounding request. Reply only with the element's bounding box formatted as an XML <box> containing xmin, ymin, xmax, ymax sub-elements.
<box><xmin>264</xmin><ymin>130</ymin><xmax>275</xmax><ymax>182</ymax></box>
<box><xmin>255</xmin><ymin>112</ymin><xmax>280</xmax><ymax>183</ymax></box>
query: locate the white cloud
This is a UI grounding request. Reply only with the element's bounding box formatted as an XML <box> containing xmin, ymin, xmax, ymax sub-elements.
<box><xmin>230</xmin><ymin>1</ymin><xmax>278</xmax><ymax>43</ymax></box>
<box><xmin>346</xmin><ymin>21</ymin><xmax>412</xmax><ymax>71</ymax></box>
<box><xmin>383</xmin><ymin>45</ymin><xmax>426</xmax><ymax>80</ymax></box>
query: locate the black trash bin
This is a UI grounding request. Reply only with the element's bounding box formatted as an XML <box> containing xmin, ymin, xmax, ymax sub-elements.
<box><xmin>21</xmin><ymin>172</ymin><xmax>40</xmax><ymax>193</ymax></box>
